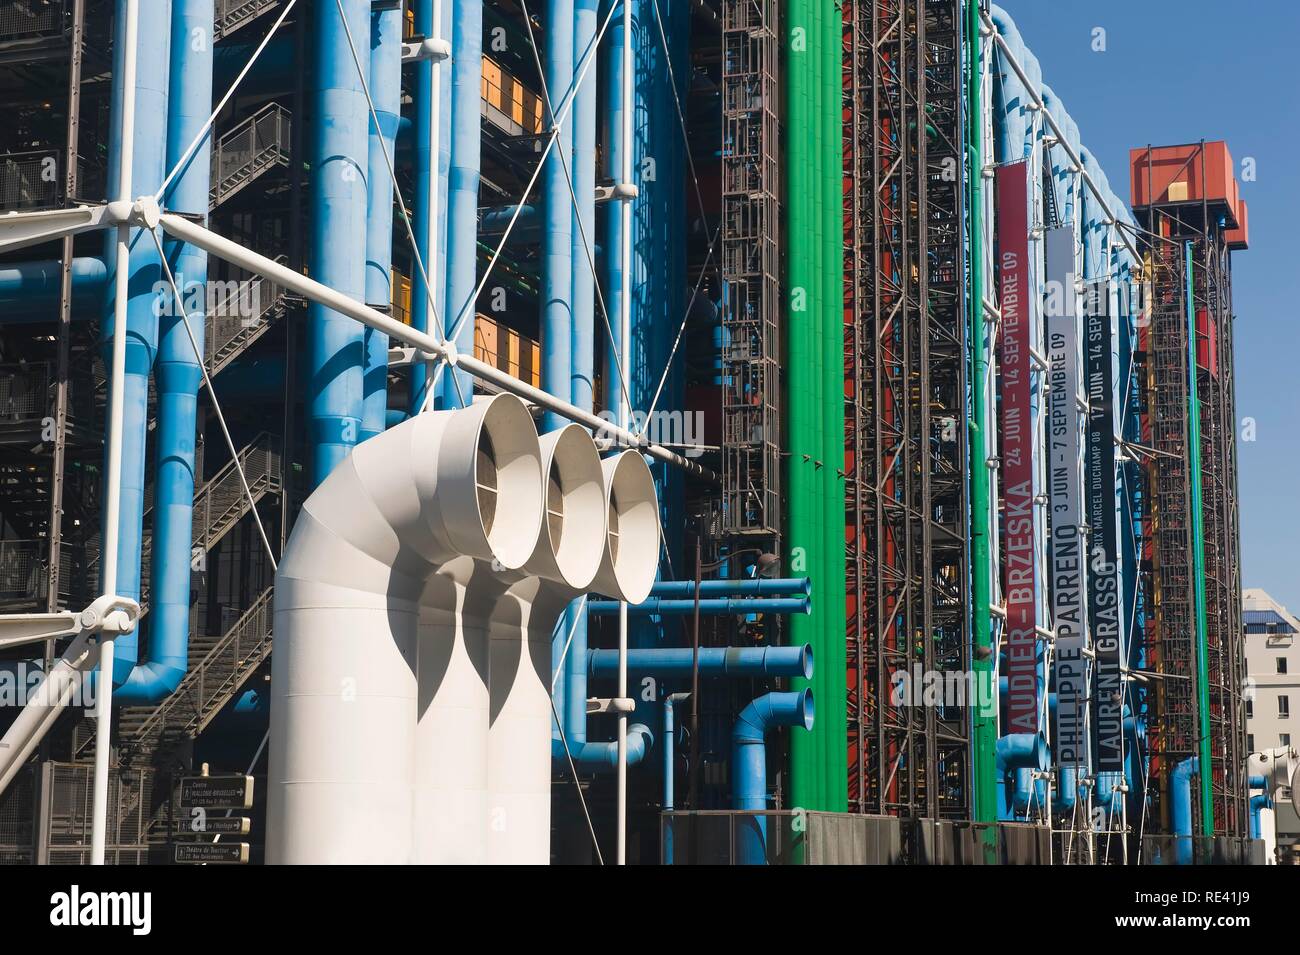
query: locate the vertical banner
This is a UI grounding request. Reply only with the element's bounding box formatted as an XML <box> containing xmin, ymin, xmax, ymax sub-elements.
<box><xmin>1045</xmin><ymin>226</ymin><xmax>1086</xmax><ymax>768</ymax></box>
<box><xmin>1087</xmin><ymin>273</ymin><xmax>1123</xmax><ymax>773</ymax></box>
<box><xmin>996</xmin><ymin>162</ymin><xmax>1037</xmax><ymax>735</ymax></box>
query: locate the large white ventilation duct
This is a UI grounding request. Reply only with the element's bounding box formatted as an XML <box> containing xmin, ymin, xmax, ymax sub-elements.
<box><xmin>484</xmin><ymin>441</ymin><xmax>659</xmax><ymax>863</ymax></box>
<box><xmin>267</xmin><ymin>395</ymin><xmax>544</xmax><ymax>864</ymax></box>
<box><xmin>268</xmin><ymin>401</ymin><xmax>662</xmax><ymax>864</ymax></box>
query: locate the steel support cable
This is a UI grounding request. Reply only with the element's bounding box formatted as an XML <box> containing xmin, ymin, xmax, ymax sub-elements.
<box><xmin>549</xmin><ymin>594</ymin><xmax>588</xmax><ymax>693</ymax></box>
<box><xmin>549</xmin><ymin>691</ymin><xmax>605</xmax><ymax>864</ymax></box>
<box><xmin>419</xmin><ymin>0</ymin><xmax>622</xmax><ymax>414</ymax></box>
<box><xmin>149</xmin><ymin>229</ymin><xmax>279</xmax><ymax>572</ymax></box>
<box><xmin>157</xmin><ymin>0</ymin><xmax>300</xmax><ymax>202</ymax></box>
<box><xmin>516</xmin><ymin>0</ymin><xmax>634</xmax><ymax>427</ymax></box>
<box><xmin>982</xmin><ymin>17</ymin><xmax>1140</xmax><ymax>265</ymax></box>
<box><xmin>331</xmin><ymin>0</ymin><xmax>469</xmax><ymax>410</ymax></box>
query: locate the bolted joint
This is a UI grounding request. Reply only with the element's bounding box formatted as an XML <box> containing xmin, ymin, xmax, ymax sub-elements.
<box><xmin>402</xmin><ymin>37</ymin><xmax>451</xmax><ymax>63</ymax></box>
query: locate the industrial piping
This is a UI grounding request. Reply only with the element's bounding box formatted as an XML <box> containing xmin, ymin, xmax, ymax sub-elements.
<box><xmin>441</xmin><ymin>0</ymin><xmax>483</xmax><ymax>408</ymax></box>
<box><xmin>97</xmin><ymin>0</ymin><xmax>171</xmax><ymax>689</ymax></box>
<box><xmin>554</xmin><ymin>451</ymin><xmax>659</xmax><ymax>769</ymax></box>
<box><xmin>361</xmin><ymin>2</ymin><xmax>402</xmax><ymax>441</ymax></box>
<box><xmin>268</xmin><ymin>394</ymin><xmax>544</xmax><ymax>863</ymax></box>
<box><xmin>307</xmin><ymin>0</ymin><xmax>369</xmax><ymax>484</ymax></box>
<box><xmin>587</xmin><ymin>645</ymin><xmax>813</xmax><ymax>680</ymax></box>
<box><xmin>587</xmin><ymin>596</ymin><xmax>810</xmax><ymax>616</ymax></box>
<box><xmin>733</xmin><ymin>689</ymin><xmax>815</xmax><ymax>865</ymax></box>
<box><xmin>115</xmin><ymin>0</ymin><xmax>213</xmax><ymax>704</ymax></box>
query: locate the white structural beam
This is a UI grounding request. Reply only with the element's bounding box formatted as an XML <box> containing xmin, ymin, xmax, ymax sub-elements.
<box><xmin>156</xmin><ymin>209</ymin><xmax>715</xmax><ymax>479</ymax></box>
<box><xmin>0</xmin><ymin>204</ymin><xmax>111</xmax><ymax>255</ymax></box>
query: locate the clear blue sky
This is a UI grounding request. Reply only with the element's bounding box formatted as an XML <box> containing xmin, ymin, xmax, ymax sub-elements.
<box><xmin>1003</xmin><ymin>0</ymin><xmax>1300</xmax><ymax>611</ymax></box>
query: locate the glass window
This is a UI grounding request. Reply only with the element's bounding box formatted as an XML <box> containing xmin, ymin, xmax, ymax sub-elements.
<box><xmin>1280</xmin><ymin>695</ymin><xmax>1291</xmax><ymax>719</ymax></box>
<box><xmin>1280</xmin><ymin>657</ymin><xmax>1290</xmax><ymax>675</ymax></box>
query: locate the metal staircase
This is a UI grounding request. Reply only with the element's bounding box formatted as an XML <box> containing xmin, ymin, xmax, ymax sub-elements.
<box><xmin>213</xmin><ymin>0</ymin><xmax>283</xmax><ymax>42</ymax></box>
<box><xmin>73</xmin><ymin>434</ymin><xmax>281</xmax><ymax>762</ymax></box>
<box><xmin>209</xmin><ymin>102</ymin><xmax>290</xmax><ymax>207</ymax></box>
<box><xmin>117</xmin><ymin>587</ymin><xmax>273</xmax><ymax>755</ymax></box>
<box><xmin>84</xmin><ymin>432</ymin><xmax>282</xmax><ymax>610</ymax></box>
<box><xmin>206</xmin><ymin>259</ymin><xmax>290</xmax><ymax>376</ymax></box>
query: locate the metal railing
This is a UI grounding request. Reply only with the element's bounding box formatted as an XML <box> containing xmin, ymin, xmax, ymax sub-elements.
<box><xmin>192</xmin><ymin>431</ymin><xmax>282</xmax><ymax>552</ymax></box>
<box><xmin>127</xmin><ymin>587</ymin><xmax>273</xmax><ymax>743</ymax></box>
<box><xmin>88</xmin><ymin>432</ymin><xmax>282</xmax><ymax>606</ymax></box>
<box><xmin>0</xmin><ymin>539</ymin><xmax>46</xmax><ymax>603</ymax></box>
<box><xmin>213</xmin><ymin>0</ymin><xmax>280</xmax><ymax>42</ymax></box>
<box><xmin>209</xmin><ymin>102</ymin><xmax>291</xmax><ymax>206</ymax></box>
<box><xmin>0</xmin><ymin>362</ymin><xmax>50</xmax><ymax>421</ymax></box>
<box><xmin>0</xmin><ymin>1</ymin><xmax>68</xmax><ymax>43</ymax></box>
<box><xmin>206</xmin><ymin>259</ymin><xmax>289</xmax><ymax>375</ymax></box>
<box><xmin>661</xmin><ymin>810</ymin><xmax>904</xmax><ymax>865</ymax></box>
<box><xmin>0</xmin><ymin>150</ymin><xmax>60</xmax><ymax>212</ymax></box>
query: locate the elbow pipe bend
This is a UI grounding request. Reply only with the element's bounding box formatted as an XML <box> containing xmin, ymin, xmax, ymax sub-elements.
<box><xmin>996</xmin><ymin>733</ymin><xmax>1049</xmax><ymax>816</ymax></box>
<box><xmin>732</xmin><ymin>690</ymin><xmax>814</xmax><ymax>866</ymax></box>
<box><xmin>553</xmin><ymin>724</ymin><xmax>654</xmax><ymax>772</ymax></box>
<box><xmin>1172</xmin><ymin>756</ymin><xmax>1199</xmax><ymax>865</ymax></box>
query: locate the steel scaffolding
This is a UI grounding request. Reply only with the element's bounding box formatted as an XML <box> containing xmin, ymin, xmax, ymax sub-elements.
<box><xmin>1136</xmin><ymin>142</ymin><xmax>1248</xmax><ymax>837</ymax></box>
<box><xmin>719</xmin><ymin>0</ymin><xmax>781</xmax><ymax>548</ymax></box>
<box><xmin>844</xmin><ymin>0</ymin><xmax>970</xmax><ymax>820</ymax></box>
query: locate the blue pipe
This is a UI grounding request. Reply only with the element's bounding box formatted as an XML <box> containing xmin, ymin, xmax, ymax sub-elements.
<box><xmin>480</xmin><ymin>204</ymin><xmax>539</xmax><ymax>236</ymax></box>
<box><xmin>600</xmin><ymin>0</ymin><xmax>625</xmax><ymax>422</ymax></box>
<box><xmin>1172</xmin><ymin>756</ymin><xmax>1199</xmax><ymax>865</ymax></box>
<box><xmin>570</xmin><ymin>0</ymin><xmax>598</xmax><ymax>415</ymax></box>
<box><xmin>440</xmin><ymin>0</ymin><xmax>483</xmax><ymax>409</ymax></box>
<box><xmin>99</xmin><ymin>0</ymin><xmax>172</xmax><ymax>687</ymax></box>
<box><xmin>1250</xmin><ymin>793</ymin><xmax>1271</xmax><ymax>841</ymax></box>
<box><xmin>649</xmin><ymin>577</ymin><xmax>811</xmax><ymax>598</ymax></box>
<box><xmin>307</xmin><ymin>0</ymin><xmax>370</xmax><ymax>486</ymax></box>
<box><xmin>114</xmin><ymin>0</ymin><xmax>214</xmax><ymax>703</ymax></box>
<box><xmin>361</xmin><ymin>2</ymin><xmax>402</xmax><ymax>441</ymax></box>
<box><xmin>540</xmin><ymin>0</ymin><xmax>574</xmax><ymax>433</ymax></box>
<box><xmin>662</xmin><ymin>691</ymin><xmax>689</xmax><ymax>811</ymax></box>
<box><xmin>0</xmin><ymin>258</ymin><xmax>106</xmax><ymax>316</ymax></box>
<box><xmin>587</xmin><ymin>596</ymin><xmax>811</xmax><ymax>616</ymax></box>
<box><xmin>733</xmin><ymin>690</ymin><xmax>814</xmax><ymax>865</ymax></box>
<box><xmin>587</xmin><ymin>645</ymin><xmax>814</xmax><ymax>680</ymax></box>
<box><xmin>995</xmin><ymin>733</ymin><xmax>1049</xmax><ymax>820</ymax></box>
<box><xmin>408</xmin><ymin>0</ymin><xmax>437</xmax><ymax>412</ymax></box>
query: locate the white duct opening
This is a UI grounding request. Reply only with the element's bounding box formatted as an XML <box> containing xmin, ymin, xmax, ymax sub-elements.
<box><xmin>268</xmin><ymin>406</ymin><xmax>662</xmax><ymax>864</ymax></box>
<box><xmin>486</xmin><ymin>424</ymin><xmax>608</xmax><ymax>864</ymax></box>
<box><xmin>592</xmin><ymin>451</ymin><xmax>660</xmax><ymax>604</ymax></box>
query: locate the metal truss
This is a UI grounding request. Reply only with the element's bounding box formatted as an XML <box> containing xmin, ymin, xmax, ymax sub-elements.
<box><xmin>845</xmin><ymin>0</ymin><xmax>970</xmax><ymax>820</ymax></box>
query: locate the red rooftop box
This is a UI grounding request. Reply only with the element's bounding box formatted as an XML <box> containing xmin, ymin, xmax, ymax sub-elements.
<box><xmin>1225</xmin><ymin>199</ymin><xmax>1249</xmax><ymax>250</ymax></box>
<box><xmin>1129</xmin><ymin>142</ymin><xmax>1241</xmax><ymax>228</ymax></box>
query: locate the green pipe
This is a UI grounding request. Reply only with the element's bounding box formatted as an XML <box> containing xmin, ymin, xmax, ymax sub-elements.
<box><xmin>786</xmin><ymin>0</ymin><xmax>819</xmax><ymax>810</ymax></box>
<box><xmin>785</xmin><ymin>0</ymin><xmax>847</xmax><ymax>811</ymax></box>
<box><xmin>822</xmin><ymin>0</ymin><xmax>847</xmax><ymax>812</ymax></box>
<box><xmin>1184</xmin><ymin>240</ymin><xmax>1214</xmax><ymax>836</ymax></box>
<box><xmin>966</xmin><ymin>0</ymin><xmax>998</xmax><ymax>826</ymax></box>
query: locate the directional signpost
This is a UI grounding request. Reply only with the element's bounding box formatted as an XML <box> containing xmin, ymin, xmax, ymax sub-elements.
<box><xmin>174</xmin><ymin>773</ymin><xmax>255</xmax><ymax>865</ymax></box>
<box><xmin>174</xmin><ymin>842</ymin><xmax>250</xmax><ymax>865</ymax></box>
<box><xmin>179</xmin><ymin>774</ymin><xmax>254</xmax><ymax>810</ymax></box>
